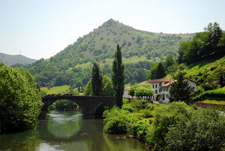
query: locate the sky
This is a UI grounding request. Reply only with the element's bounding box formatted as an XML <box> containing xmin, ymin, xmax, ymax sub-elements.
<box><xmin>0</xmin><ymin>0</ymin><xmax>225</xmax><ymax>60</ymax></box>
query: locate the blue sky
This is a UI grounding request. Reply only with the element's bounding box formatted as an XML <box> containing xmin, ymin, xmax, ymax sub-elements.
<box><xmin>0</xmin><ymin>0</ymin><xmax>225</xmax><ymax>60</ymax></box>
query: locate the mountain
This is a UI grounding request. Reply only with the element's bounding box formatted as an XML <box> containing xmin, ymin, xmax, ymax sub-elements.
<box><xmin>25</xmin><ymin>19</ymin><xmax>194</xmax><ymax>88</ymax></box>
<box><xmin>0</xmin><ymin>52</ymin><xmax>36</xmax><ymax>66</ymax></box>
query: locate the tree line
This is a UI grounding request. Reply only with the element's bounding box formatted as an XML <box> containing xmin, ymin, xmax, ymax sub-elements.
<box><xmin>178</xmin><ymin>22</ymin><xmax>225</xmax><ymax>65</ymax></box>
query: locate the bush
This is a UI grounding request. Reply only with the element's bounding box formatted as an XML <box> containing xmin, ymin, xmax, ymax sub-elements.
<box><xmin>128</xmin><ymin>120</ymin><xmax>151</xmax><ymax>142</ymax></box>
<box><xmin>103</xmin><ymin>107</ymin><xmax>138</xmax><ymax>134</ymax></box>
<box><xmin>139</xmin><ymin>109</ymin><xmax>154</xmax><ymax>118</ymax></box>
<box><xmin>129</xmin><ymin>99</ymin><xmax>149</xmax><ymax>110</ymax></box>
<box><xmin>200</xmin><ymin>83</ymin><xmax>214</xmax><ymax>91</ymax></box>
<box><xmin>146</xmin><ymin>102</ymin><xmax>195</xmax><ymax>149</ymax></box>
<box><xmin>122</xmin><ymin>104</ymin><xmax>136</xmax><ymax>112</ymax></box>
<box><xmin>165</xmin><ymin>109</ymin><xmax>225</xmax><ymax>151</ymax></box>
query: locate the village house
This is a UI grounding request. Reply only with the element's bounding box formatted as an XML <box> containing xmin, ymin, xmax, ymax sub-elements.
<box><xmin>124</xmin><ymin>78</ymin><xmax>197</xmax><ymax>104</ymax></box>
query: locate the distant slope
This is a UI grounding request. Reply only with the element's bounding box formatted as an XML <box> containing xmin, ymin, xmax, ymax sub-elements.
<box><xmin>25</xmin><ymin>19</ymin><xmax>194</xmax><ymax>88</ymax></box>
<box><xmin>0</xmin><ymin>52</ymin><xmax>36</xmax><ymax>66</ymax></box>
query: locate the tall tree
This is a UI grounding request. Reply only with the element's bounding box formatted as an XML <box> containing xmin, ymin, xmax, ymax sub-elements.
<box><xmin>112</xmin><ymin>44</ymin><xmax>125</xmax><ymax>108</ymax></box>
<box><xmin>92</xmin><ymin>61</ymin><xmax>103</xmax><ymax>96</ymax></box>
<box><xmin>169</xmin><ymin>72</ymin><xmax>192</xmax><ymax>104</ymax></box>
<box><xmin>156</xmin><ymin>62</ymin><xmax>166</xmax><ymax>79</ymax></box>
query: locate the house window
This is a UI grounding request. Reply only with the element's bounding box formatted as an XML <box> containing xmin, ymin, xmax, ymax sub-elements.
<box><xmin>156</xmin><ymin>84</ymin><xmax>157</xmax><ymax>88</ymax></box>
<box><xmin>162</xmin><ymin>94</ymin><xmax>165</xmax><ymax>100</ymax></box>
<box><xmin>159</xmin><ymin>88</ymin><xmax>162</xmax><ymax>92</ymax></box>
<box><xmin>153</xmin><ymin>85</ymin><xmax>154</xmax><ymax>88</ymax></box>
<box><xmin>155</xmin><ymin>90</ymin><xmax>157</xmax><ymax>94</ymax></box>
<box><xmin>159</xmin><ymin>82</ymin><xmax>162</xmax><ymax>86</ymax></box>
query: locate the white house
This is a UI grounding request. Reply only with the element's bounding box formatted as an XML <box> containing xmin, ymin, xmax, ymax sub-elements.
<box><xmin>159</xmin><ymin>78</ymin><xmax>197</xmax><ymax>103</ymax></box>
<box><xmin>124</xmin><ymin>78</ymin><xmax>197</xmax><ymax>104</ymax></box>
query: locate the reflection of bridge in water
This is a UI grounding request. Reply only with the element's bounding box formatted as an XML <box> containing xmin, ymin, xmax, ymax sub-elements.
<box><xmin>38</xmin><ymin>96</ymin><xmax>114</xmax><ymax>120</ymax></box>
<box><xmin>38</xmin><ymin>117</ymin><xmax>104</xmax><ymax>143</ymax></box>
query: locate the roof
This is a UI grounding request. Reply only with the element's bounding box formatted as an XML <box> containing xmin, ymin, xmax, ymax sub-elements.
<box><xmin>140</xmin><ymin>78</ymin><xmax>173</xmax><ymax>84</ymax></box>
<box><xmin>183</xmin><ymin>78</ymin><xmax>198</xmax><ymax>84</ymax></box>
<box><xmin>124</xmin><ymin>86</ymin><xmax>131</xmax><ymax>91</ymax></box>
<box><xmin>161</xmin><ymin>80</ymin><xmax>177</xmax><ymax>87</ymax></box>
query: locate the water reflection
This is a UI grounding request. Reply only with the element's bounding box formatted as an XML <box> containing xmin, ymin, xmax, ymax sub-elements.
<box><xmin>0</xmin><ymin>111</ymin><xmax>149</xmax><ymax>151</ymax></box>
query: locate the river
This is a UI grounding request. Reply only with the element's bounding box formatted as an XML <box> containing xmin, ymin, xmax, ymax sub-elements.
<box><xmin>0</xmin><ymin>111</ymin><xmax>149</xmax><ymax>151</ymax></box>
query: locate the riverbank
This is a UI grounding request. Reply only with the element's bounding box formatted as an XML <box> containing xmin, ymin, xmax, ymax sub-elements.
<box><xmin>103</xmin><ymin>99</ymin><xmax>225</xmax><ymax>150</ymax></box>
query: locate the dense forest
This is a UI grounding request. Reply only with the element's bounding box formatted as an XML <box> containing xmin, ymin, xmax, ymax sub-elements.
<box><xmin>18</xmin><ymin>19</ymin><xmax>193</xmax><ymax>89</ymax></box>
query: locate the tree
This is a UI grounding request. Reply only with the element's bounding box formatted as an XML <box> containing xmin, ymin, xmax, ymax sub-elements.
<box><xmin>147</xmin><ymin>63</ymin><xmax>158</xmax><ymax>80</ymax></box>
<box><xmin>169</xmin><ymin>72</ymin><xmax>192</xmax><ymax>104</ymax></box>
<box><xmin>84</xmin><ymin>75</ymin><xmax>114</xmax><ymax>96</ymax></box>
<box><xmin>0</xmin><ymin>63</ymin><xmax>43</xmax><ymax>134</ymax></box>
<box><xmin>156</xmin><ymin>62</ymin><xmax>166</xmax><ymax>79</ymax></box>
<box><xmin>92</xmin><ymin>61</ymin><xmax>103</xmax><ymax>96</ymax></box>
<box><xmin>129</xmin><ymin>83</ymin><xmax>154</xmax><ymax>99</ymax></box>
<box><xmin>112</xmin><ymin>44</ymin><xmax>125</xmax><ymax>108</ymax></box>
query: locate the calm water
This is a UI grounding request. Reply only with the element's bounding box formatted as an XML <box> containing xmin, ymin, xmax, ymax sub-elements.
<box><xmin>0</xmin><ymin>111</ymin><xmax>149</xmax><ymax>151</ymax></box>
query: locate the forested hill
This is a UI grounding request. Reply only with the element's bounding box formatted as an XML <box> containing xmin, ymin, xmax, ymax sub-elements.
<box><xmin>24</xmin><ymin>19</ymin><xmax>194</xmax><ymax>88</ymax></box>
<box><xmin>0</xmin><ymin>52</ymin><xmax>36</xmax><ymax>66</ymax></box>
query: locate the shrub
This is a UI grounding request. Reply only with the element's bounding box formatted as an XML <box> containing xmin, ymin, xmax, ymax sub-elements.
<box><xmin>165</xmin><ymin>109</ymin><xmax>225</xmax><ymax>151</ymax></box>
<box><xmin>139</xmin><ymin>109</ymin><xmax>154</xmax><ymax>118</ymax></box>
<box><xmin>200</xmin><ymin>83</ymin><xmax>214</xmax><ymax>91</ymax></box>
<box><xmin>129</xmin><ymin>99</ymin><xmax>149</xmax><ymax>110</ymax></box>
<box><xmin>128</xmin><ymin>120</ymin><xmax>151</xmax><ymax>142</ymax></box>
<box><xmin>103</xmin><ymin>107</ymin><xmax>138</xmax><ymax>134</ymax></box>
<box><xmin>146</xmin><ymin>102</ymin><xmax>195</xmax><ymax>149</ymax></box>
<box><xmin>122</xmin><ymin>104</ymin><xmax>136</xmax><ymax>112</ymax></box>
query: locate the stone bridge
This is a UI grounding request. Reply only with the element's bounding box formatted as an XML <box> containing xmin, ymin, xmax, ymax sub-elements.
<box><xmin>38</xmin><ymin>95</ymin><xmax>114</xmax><ymax>120</ymax></box>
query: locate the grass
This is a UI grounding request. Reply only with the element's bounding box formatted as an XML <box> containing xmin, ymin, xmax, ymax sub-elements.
<box><xmin>197</xmin><ymin>97</ymin><xmax>225</xmax><ymax>105</ymax></box>
<box><xmin>45</xmin><ymin>85</ymin><xmax>70</xmax><ymax>94</ymax></box>
<box><xmin>183</xmin><ymin>55</ymin><xmax>225</xmax><ymax>78</ymax></box>
<box><xmin>40</xmin><ymin>87</ymin><xmax>48</xmax><ymax>93</ymax></box>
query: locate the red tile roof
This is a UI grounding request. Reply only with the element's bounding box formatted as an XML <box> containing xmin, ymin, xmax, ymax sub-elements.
<box><xmin>140</xmin><ymin>78</ymin><xmax>173</xmax><ymax>84</ymax></box>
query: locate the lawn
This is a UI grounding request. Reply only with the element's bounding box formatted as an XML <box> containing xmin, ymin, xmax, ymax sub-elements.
<box><xmin>44</xmin><ymin>85</ymin><xmax>70</xmax><ymax>94</ymax></box>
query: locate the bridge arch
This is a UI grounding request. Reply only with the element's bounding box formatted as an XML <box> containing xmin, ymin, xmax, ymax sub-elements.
<box><xmin>38</xmin><ymin>96</ymin><xmax>114</xmax><ymax>120</ymax></box>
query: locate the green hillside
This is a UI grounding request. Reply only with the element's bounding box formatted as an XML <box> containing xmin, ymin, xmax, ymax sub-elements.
<box><xmin>24</xmin><ymin>19</ymin><xmax>194</xmax><ymax>88</ymax></box>
<box><xmin>0</xmin><ymin>52</ymin><xmax>36</xmax><ymax>66</ymax></box>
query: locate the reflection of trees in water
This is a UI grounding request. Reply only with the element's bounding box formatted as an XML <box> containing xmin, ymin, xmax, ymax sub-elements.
<box><xmin>0</xmin><ymin>127</ymin><xmax>40</xmax><ymax>150</ymax></box>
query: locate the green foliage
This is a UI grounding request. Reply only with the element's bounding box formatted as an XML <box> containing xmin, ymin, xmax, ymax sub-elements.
<box><xmin>139</xmin><ymin>109</ymin><xmax>154</xmax><ymax>118</ymax></box>
<box><xmin>122</xmin><ymin>104</ymin><xmax>136</xmax><ymax>112</ymax></box>
<box><xmin>92</xmin><ymin>61</ymin><xmax>103</xmax><ymax>96</ymax></box>
<box><xmin>103</xmin><ymin>106</ymin><xmax>139</xmax><ymax>134</ymax></box>
<box><xmin>54</xmin><ymin>99</ymin><xmax>78</xmax><ymax>111</ymax></box>
<box><xmin>193</xmin><ymin>89</ymin><xmax>225</xmax><ymax>102</ymax></box>
<box><xmin>100</xmin><ymin>75</ymin><xmax>114</xmax><ymax>96</ymax></box>
<box><xmin>129</xmin><ymin>99</ymin><xmax>149</xmax><ymax>110</ymax></box>
<box><xmin>177</xmin><ymin>22</ymin><xmax>224</xmax><ymax>65</ymax></box>
<box><xmin>112</xmin><ymin>44</ymin><xmax>125</xmax><ymax>108</ymax></box>
<box><xmin>169</xmin><ymin>72</ymin><xmax>192</xmax><ymax>104</ymax></box>
<box><xmin>165</xmin><ymin>108</ymin><xmax>225</xmax><ymax>151</ymax></box>
<box><xmin>147</xmin><ymin>102</ymin><xmax>195</xmax><ymax>149</ymax></box>
<box><xmin>130</xmin><ymin>120</ymin><xmax>151</xmax><ymax>142</ymax></box>
<box><xmin>147</xmin><ymin>63</ymin><xmax>158</xmax><ymax>80</ymax></box>
<box><xmin>84</xmin><ymin>75</ymin><xmax>114</xmax><ymax>96</ymax></box>
<box><xmin>129</xmin><ymin>83</ymin><xmax>154</xmax><ymax>98</ymax></box>
<box><xmin>156</xmin><ymin>62</ymin><xmax>166</xmax><ymax>79</ymax></box>
<box><xmin>0</xmin><ymin>63</ymin><xmax>43</xmax><ymax>133</ymax></box>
